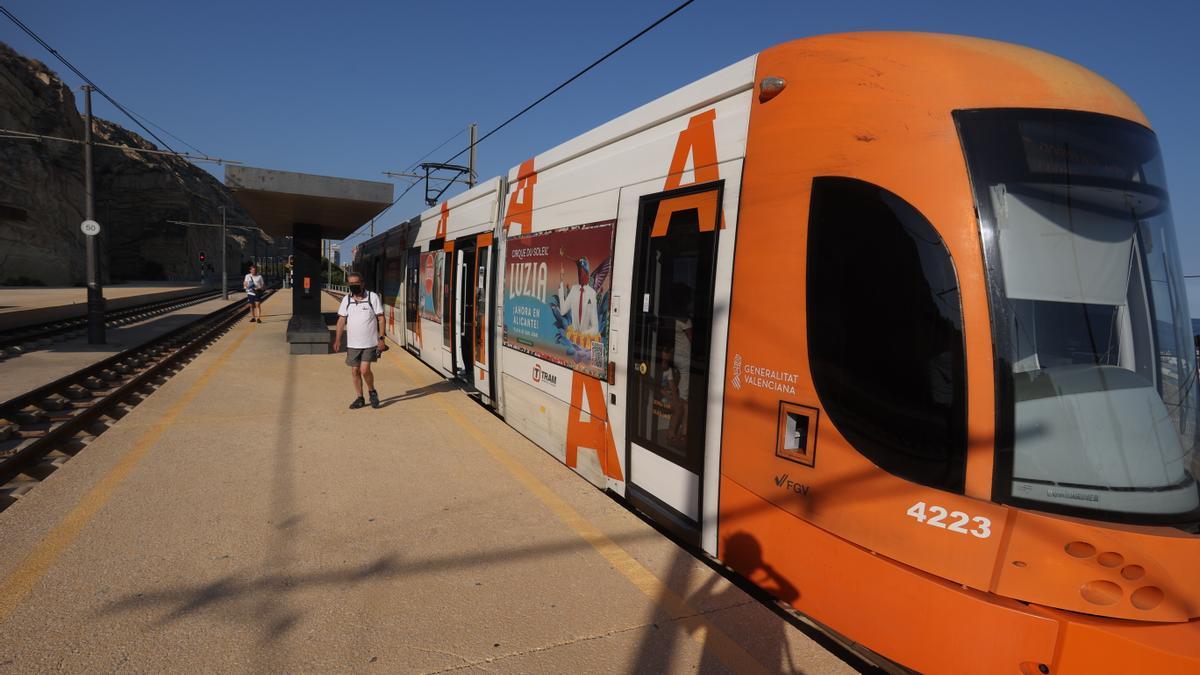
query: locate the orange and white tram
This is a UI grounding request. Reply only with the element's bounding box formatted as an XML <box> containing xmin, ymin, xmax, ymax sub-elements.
<box><xmin>355</xmin><ymin>32</ymin><xmax>1200</xmax><ymax>673</ymax></box>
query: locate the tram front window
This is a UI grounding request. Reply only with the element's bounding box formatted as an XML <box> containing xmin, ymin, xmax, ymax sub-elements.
<box><xmin>957</xmin><ymin>109</ymin><xmax>1200</xmax><ymax>524</ymax></box>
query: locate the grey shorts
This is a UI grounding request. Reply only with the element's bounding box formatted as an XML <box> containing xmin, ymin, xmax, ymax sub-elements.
<box><xmin>346</xmin><ymin>347</ymin><xmax>379</xmax><ymax>366</ymax></box>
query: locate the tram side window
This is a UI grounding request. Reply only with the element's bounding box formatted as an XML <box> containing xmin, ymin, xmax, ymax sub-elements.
<box><xmin>807</xmin><ymin>177</ymin><xmax>967</xmax><ymax>493</ymax></box>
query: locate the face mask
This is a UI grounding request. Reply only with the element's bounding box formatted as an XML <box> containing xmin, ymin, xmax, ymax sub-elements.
<box><xmin>350</xmin><ymin>283</ymin><xmax>364</xmax><ymax>295</ymax></box>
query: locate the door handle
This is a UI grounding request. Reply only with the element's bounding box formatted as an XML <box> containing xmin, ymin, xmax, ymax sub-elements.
<box><xmin>637</xmin><ymin>362</ymin><xmax>648</xmax><ymax>375</ymax></box>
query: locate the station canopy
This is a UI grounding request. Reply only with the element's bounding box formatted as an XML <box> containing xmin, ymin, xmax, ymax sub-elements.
<box><xmin>225</xmin><ymin>165</ymin><xmax>394</xmax><ymax>239</ymax></box>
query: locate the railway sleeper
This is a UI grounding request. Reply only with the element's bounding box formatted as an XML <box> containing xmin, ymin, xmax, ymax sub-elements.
<box><xmin>1</xmin><ymin>481</ymin><xmax>36</xmax><ymax>504</ymax></box>
<box><xmin>38</xmin><ymin>397</ymin><xmax>66</xmax><ymax>412</ymax></box>
<box><xmin>13</xmin><ymin>409</ymin><xmax>48</xmax><ymax>425</ymax></box>
<box><xmin>22</xmin><ymin>455</ymin><xmax>69</xmax><ymax>481</ymax></box>
<box><xmin>64</xmin><ymin>436</ymin><xmax>94</xmax><ymax>453</ymax></box>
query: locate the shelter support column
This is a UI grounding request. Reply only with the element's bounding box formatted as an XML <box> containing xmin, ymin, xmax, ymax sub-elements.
<box><xmin>285</xmin><ymin>223</ymin><xmax>328</xmax><ymax>354</ymax></box>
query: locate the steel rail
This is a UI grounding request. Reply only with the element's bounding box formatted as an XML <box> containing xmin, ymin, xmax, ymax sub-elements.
<box><xmin>0</xmin><ymin>287</ymin><xmax>234</xmax><ymax>356</ymax></box>
<box><xmin>0</xmin><ymin>289</ymin><xmax>272</xmax><ymax>491</ymax></box>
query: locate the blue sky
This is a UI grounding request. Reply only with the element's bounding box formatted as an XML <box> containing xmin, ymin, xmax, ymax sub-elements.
<box><xmin>4</xmin><ymin>0</ymin><xmax>1199</xmax><ymax>310</ymax></box>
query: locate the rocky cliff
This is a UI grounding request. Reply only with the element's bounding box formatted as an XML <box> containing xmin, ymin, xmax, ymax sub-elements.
<box><xmin>0</xmin><ymin>41</ymin><xmax>276</xmax><ymax>285</ymax></box>
<box><xmin>0</xmin><ymin>42</ymin><xmax>86</xmax><ymax>285</ymax></box>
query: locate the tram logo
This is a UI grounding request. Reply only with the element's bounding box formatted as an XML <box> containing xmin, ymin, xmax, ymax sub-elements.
<box><xmin>532</xmin><ymin>363</ymin><xmax>557</xmax><ymax>386</ymax></box>
<box><xmin>773</xmin><ymin>473</ymin><xmax>811</xmax><ymax>496</ymax></box>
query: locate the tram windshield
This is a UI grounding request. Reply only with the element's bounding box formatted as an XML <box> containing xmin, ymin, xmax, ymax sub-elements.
<box><xmin>957</xmin><ymin>109</ymin><xmax>1200</xmax><ymax>524</ymax></box>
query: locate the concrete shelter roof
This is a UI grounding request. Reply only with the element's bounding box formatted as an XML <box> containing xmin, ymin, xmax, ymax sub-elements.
<box><xmin>225</xmin><ymin>165</ymin><xmax>393</xmax><ymax>239</ymax></box>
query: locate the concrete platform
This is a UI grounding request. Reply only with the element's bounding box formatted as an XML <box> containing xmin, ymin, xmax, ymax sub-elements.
<box><xmin>0</xmin><ymin>283</ymin><xmax>213</xmax><ymax>332</ymax></box>
<box><xmin>0</xmin><ymin>295</ymin><xmax>247</xmax><ymax>403</ymax></box>
<box><xmin>0</xmin><ymin>292</ymin><xmax>858</xmax><ymax>673</ymax></box>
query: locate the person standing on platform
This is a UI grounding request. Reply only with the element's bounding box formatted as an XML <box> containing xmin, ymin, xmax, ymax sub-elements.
<box><xmin>244</xmin><ymin>265</ymin><xmax>265</xmax><ymax>323</ymax></box>
<box><xmin>333</xmin><ymin>272</ymin><xmax>386</xmax><ymax>409</ymax></box>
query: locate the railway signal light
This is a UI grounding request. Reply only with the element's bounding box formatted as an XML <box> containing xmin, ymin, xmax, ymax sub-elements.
<box><xmin>199</xmin><ymin>251</ymin><xmax>207</xmax><ymax>263</ymax></box>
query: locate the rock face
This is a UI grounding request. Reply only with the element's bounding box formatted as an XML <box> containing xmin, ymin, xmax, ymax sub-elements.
<box><xmin>89</xmin><ymin>118</ymin><xmax>275</xmax><ymax>283</ymax></box>
<box><xmin>0</xmin><ymin>42</ymin><xmax>86</xmax><ymax>285</ymax></box>
<box><xmin>0</xmin><ymin>41</ymin><xmax>278</xmax><ymax>285</ymax></box>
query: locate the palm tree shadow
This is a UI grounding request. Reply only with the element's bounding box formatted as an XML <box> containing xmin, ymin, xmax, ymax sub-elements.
<box><xmin>99</xmin><ymin>553</ymin><xmax>406</xmax><ymax>639</ymax></box>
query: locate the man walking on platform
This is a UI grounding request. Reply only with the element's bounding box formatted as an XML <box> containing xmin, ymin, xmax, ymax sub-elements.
<box><xmin>244</xmin><ymin>265</ymin><xmax>265</xmax><ymax>323</ymax></box>
<box><xmin>333</xmin><ymin>272</ymin><xmax>386</xmax><ymax>409</ymax></box>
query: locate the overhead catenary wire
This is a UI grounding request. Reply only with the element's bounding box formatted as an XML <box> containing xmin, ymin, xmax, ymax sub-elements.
<box><xmin>351</xmin><ymin>0</ymin><xmax>697</xmax><ymax>244</ymax></box>
<box><xmin>0</xmin><ymin>4</ymin><xmax>216</xmax><ymax>162</ymax></box>
<box><xmin>401</xmin><ymin>127</ymin><xmax>467</xmax><ymax>174</ymax></box>
<box><xmin>441</xmin><ymin>0</ymin><xmax>697</xmax><ymax>166</ymax></box>
<box><xmin>343</xmin><ymin>179</ymin><xmax>423</xmax><ymax>242</ymax></box>
<box><xmin>346</xmin><ymin>131</ymin><xmax>470</xmax><ymax>242</ymax></box>
<box><xmin>0</xmin><ymin>128</ymin><xmax>240</xmax><ymax>165</ymax></box>
<box><xmin>124</xmin><ymin>108</ymin><xmax>207</xmax><ymax>157</ymax></box>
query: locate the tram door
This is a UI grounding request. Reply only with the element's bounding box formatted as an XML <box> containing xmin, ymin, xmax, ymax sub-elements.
<box><xmin>405</xmin><ymin>247</ymin><xmax>420</xmax><ymax>352</ymax></box>
<box><xmin>627</xmin><ymin>183</ymin><xmax>722</xmax><ymax>542</ymax></box>
<box><xmin>454</xmin><ymin>237</ymin><xmax>477</xmax><ymax>382</ymax></box>
<box><xmin>471</xmin><ymin>235</ymin><xmax>495</xmax><ymax>402</ymax></box>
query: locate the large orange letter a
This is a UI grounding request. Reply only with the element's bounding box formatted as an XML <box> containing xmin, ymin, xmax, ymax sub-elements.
<box><xmin>653</xmin><ymin>109</ymin><xmax>724</xmax><ymax>237</ymax></box>
<box><xmin>503</xmin><ymin>158</ymin><xmax>537</xmax><ymax>236</ymax></box>
<box><xmin>566</xmin><ymin>374</ymin><xmax>624</xmax><ymax>481</ymax></box>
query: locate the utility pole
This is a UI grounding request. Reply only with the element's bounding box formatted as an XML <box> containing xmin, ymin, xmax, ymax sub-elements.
<box><xmin>82</xmin><ymin>85</ymin><xmax>105</xmax><ymax>344</ymax></box>
<box><xmin>468</xmin><ymin>122</ymin><xmax>477</xmax><ymax>188</ymax></box>
<box><xmin>219</xmin><ymin>205</ymin><xmax>228</xmax><ymax>300</ymax></box>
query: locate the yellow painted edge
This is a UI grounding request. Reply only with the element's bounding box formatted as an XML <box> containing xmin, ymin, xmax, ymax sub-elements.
<box><xmin>387</xmin><ymin>356</ymin><xmax>770</xmax><ymax>675</ymax></box>
<box><xmin>0</xmin><ymin>326</ymin><xmax>252</xmax><ymax>623</ymax></box>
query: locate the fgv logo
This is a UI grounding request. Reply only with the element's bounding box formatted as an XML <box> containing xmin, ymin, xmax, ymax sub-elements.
<box><xmin>533</xmin><ymin>363</ymin><xmax>557</xmax><ymax>386</ymax></box>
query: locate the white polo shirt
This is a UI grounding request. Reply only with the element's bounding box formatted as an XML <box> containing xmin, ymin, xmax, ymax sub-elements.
<box><xmin>338</xmin><ymin>292</ymin><xmax>384</xmax><ymax>349</ymax></box>
<box><xmin>244</xmin><ymin>273</ymin><xmax>264</xmax><ymax>297</ymax></box>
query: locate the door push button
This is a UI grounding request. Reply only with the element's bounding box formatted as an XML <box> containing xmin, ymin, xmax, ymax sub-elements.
<box><xmin>637</xmin><ymin>362</ymin><xmax>648</xmax><ymax>375</ymax></box>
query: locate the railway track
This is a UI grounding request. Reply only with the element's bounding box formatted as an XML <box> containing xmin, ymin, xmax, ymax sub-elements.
<box><xmin>0</xmin><ymin>287</ymin><xmax>230</xmax><ymax>359</ymax></box>
<box><xmin>0</xmin><ymin>289</ymin><xmax>272</xmax><ymax>511</ymax></box>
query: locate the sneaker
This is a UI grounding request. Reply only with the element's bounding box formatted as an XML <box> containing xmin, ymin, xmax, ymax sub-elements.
<box><xmin>349</xmin><ymin>397</ymin><xmax>365</xmax><ymax>410</ymax></box>
<box><xmin>369</xmin><ymin>390</ymin><xmax>380</xmax><ymax>409</ymax></box>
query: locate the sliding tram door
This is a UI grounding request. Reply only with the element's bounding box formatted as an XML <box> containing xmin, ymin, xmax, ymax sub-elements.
<box><xmin>626</xmin><ymin>182</ymin><xmax>723</xmax><ymax>543</ymax></box>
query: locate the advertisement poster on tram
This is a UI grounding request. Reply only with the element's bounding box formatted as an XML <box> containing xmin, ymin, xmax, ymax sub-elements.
<box><xmin>420</xmin><ymin>251</ymin><xmax>443</xmax><ymax>323</ymax></box>
<box><xmin>503</xmin><ymin>220</ymin><xmax>615</xmax><ymax>379</ymax></box>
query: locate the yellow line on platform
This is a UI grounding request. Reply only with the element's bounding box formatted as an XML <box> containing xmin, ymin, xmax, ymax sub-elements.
<box><xmin>0</xmin><ymin>324</ymin><xmax>251</xmax><ymax>624</ymax></box>
<box><xmin>387</xmin><ymin>356</ymin><xmax>769</xmax><ymax>675</ymax></box>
